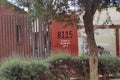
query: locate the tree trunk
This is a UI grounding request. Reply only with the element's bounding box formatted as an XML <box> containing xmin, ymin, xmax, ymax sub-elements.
<box><xmin>85</xmin><ymin>17</ymin><xmax>98</xmax><ymax>80</ymax></box>
<box><xmin>83</xmin><ymin>0</ymin><xmax>100</xmax><ymax>80</ymax></box>
<box><xmin>83</xmin><ymin>14</ymin><xmax>98</xmax><ymax>80</ymax></box>
<box><xmin>88</xmin><ymin>33</ymin><xmax>98</xmax><ymax>80</ymax></box>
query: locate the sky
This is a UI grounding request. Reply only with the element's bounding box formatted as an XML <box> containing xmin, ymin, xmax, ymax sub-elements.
<box><xmin>7</xmin><ymin>0</ymin><xmax>28</xmax><ymax>11</ymax></box>
<box><xmin>7</xmin><ymin>0</ymin><xmax>15</xmax><ymax>3</ymax></box>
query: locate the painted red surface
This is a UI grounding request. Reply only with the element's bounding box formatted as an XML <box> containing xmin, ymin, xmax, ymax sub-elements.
<box><xmin>50</xmin><ymin>15</ymin><xmax>78</xmax><ymax>56</ymax></box>
<box><xmin>109</xmin><ymin>26</ymin><xmax>120</xmax><ymax>57</ymax></box>
<box><xmin>0</xmin><ymin>4</ymin><xmax>31</xmax><ymax>58</ymax></box>
<box><xmin>0</xmin><ymin>4</ymin><xmax>26</xmax><ymax>14</ymax></box>
<box><xmin>115</xmin><ymin>29</ymin><xmax>119</xmax><ymax>57</ymax></box>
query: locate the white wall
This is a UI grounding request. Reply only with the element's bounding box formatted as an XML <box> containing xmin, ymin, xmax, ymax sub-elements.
<box><xmin>77</xmin><ymin>7</ymin><xmax>120</xmax><ymax>56</ymax></box>
<box><xmin>78</xmin><ymin>29</ymin><xmax>116</xmax><ymax>56</ymax></box>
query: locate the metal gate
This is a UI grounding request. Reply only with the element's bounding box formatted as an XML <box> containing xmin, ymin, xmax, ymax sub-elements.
<box><xmin>0</xmin><ymin>14</ymin><xmax>50</xmax><ymax>59</ymax></box>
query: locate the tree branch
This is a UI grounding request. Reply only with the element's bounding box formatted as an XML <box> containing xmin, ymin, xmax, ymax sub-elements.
<box><xmin>91</xmin><ymin>0</ymin><xmax>100</xmax><ymax>15</ymax></box>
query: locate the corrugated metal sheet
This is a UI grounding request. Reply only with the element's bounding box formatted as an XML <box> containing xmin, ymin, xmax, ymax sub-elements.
<box><xmin>0</xmin><ymin>14</ymin><xmax>50</xmax><ymax>59</ymax></box>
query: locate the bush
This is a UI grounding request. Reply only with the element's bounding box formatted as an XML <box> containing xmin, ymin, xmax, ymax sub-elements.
<box><xmin>48</xmin><ymin>54</ymin><xmax>90</xmax><ymax>80</ymax></box>
<box><xmin>1</xmin><ymin>54</ymin><xmax>120</xmax><ymax>80</ymax></box>
<box><xmin>48</xmin><ymin>53</ymin><xmax>72</xmax><ymax>63</ymax></box>
<box><xmin>0</xmin><ymin>77</ymin><xmax>9</xmax><ymax>80</ymax></box>
<box><xmin>73</xmin><ymin>54</ymin><xmax>89</xmax><ymax>77</ymax></box>
<box><xmin>48</xmin><ymin>54</ymin><xmax>120</xmax><ymax>79</ymax></box>
<box><xmin>99</xmin><ymin>54</ymin><xmax>120</xmax><ymax>75</ymax></box>
<box><xmin>22</xmin><ymin>60</ymin><xmax>49</xmax><ymax>80</ymax></box>
<box><xmin>0</xmin><ymin>58</ymin><xmax>49</xmax><ymax>80</ymax></box>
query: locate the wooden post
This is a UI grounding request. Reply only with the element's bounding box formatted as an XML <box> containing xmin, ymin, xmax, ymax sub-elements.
<box><xmin>115</xmin><ymin>28</ymin><xmax>119</xmax><ymax>57</ymax></box>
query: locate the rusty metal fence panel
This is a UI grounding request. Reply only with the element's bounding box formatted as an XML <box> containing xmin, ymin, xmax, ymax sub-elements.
<box><xmin>0</xmin><ymin>14</ymin><xmax>50</xmax><ymax>59</ymax></box>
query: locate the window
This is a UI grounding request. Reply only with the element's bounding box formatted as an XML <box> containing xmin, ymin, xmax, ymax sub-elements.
<box><xmin>16</xmin><ymin>25</ymin><xmax>22</xmax><ymax>42</ymax></box>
